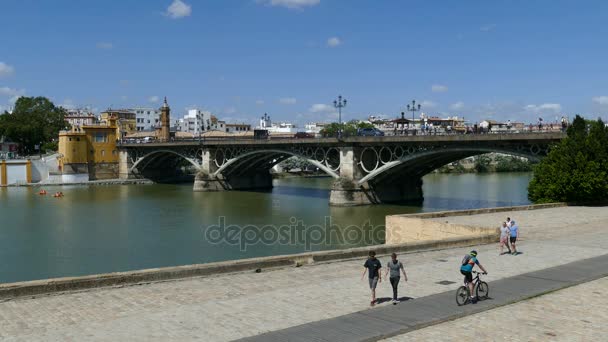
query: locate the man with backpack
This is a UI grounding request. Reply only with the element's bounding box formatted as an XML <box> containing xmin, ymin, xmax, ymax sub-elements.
<box><xmin>460</xmin><ymin>250</ymin><xmax>488</xmax><ymax>304</ymax></box>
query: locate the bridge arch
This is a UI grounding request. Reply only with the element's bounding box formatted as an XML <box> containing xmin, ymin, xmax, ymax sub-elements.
<box><xmin>358</xmin><ymin>146</ymin><xmax>541</xmax><ymax>185</ymax></box>
<box><xmin>213</xmin><ymin>148</ymin><xmax>340</xmax><ymax>179</ymax></box>
<box><xmin>130</xmin><ymin>149</ymin><xmax>201</xmax><ymax>174</ymax></box>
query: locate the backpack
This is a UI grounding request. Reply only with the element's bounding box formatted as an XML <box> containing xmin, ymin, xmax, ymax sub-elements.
<box><xmin>461</xmin><ymin>254</ymin><xmax>471</xmax><ymax>266</ymax></box>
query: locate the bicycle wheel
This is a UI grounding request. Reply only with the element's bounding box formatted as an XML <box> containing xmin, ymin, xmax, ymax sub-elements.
<box><xmin>476</xmin><ymin>281</ymin><xmax>489</xmax><ymax>300</ymax></box>
<box><xmin>456</xmin><ymin>286</ymin><xmax>469</xmax><ymax>306</ymax></box>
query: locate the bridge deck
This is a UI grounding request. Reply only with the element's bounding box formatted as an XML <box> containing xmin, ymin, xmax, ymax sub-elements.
<box><xmin>119</xmin><ymin>132</ymin><xmax>565</xmax><ymax>148</ymax></box>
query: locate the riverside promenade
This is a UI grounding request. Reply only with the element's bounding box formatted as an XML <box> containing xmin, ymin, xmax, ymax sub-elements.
<box><xmin>1</xmin><ymin>206</ymin><xmax>607</xmax><ymax>341</ymax></box>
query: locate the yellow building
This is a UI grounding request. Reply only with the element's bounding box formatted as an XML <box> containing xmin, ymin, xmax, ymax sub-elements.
<box><xmin>58</xmin><ymin>117</ymin><xmax>119</xmax><ymax>180</ymax></box>
<box><xmin>100</xmin><ymin>109</ymin><xmax>136</xmax><ymax>140</ymax></box>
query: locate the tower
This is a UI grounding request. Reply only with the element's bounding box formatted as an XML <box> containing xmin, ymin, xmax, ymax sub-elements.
<box><xmin>159</xmin><ymin>96</ymin><xmax>171</xmax><ymax>142</ymax></box>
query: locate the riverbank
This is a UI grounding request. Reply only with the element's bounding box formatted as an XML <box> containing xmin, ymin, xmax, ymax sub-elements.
<box><xmin>0</xmin><ymin>205</ymin><xmax>606</xmax><ymax>341</ymax></box>
<box><xmin>5</xmin><ymin>178</ymin><xmax>154</xmax><ymax>187</ymax></box>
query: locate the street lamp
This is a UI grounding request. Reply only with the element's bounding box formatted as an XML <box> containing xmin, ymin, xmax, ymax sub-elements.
<box><xmin>406</xmin><ymin>100</ymin><xmax>421</xmax><ymax>126</ymax></box>
<box><xmin>333</xmin><ymin>95</ymin><xmax>347</xmax><ymax>138</ymax></box>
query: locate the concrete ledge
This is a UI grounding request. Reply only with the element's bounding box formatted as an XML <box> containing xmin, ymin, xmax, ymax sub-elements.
<box><xmin>385</xmin><ymin>202</ymin><xmax>567</xmax><ymax>245</ymax></box>
<box><xmin>398</xmin><ymin>202</ymin><xmax>567</xmax><ymax>219</ymax></box>
<box><xmin>0</xmin><ymin>233</ymin><xmax>495</xmax><ymax>300</ymax></box>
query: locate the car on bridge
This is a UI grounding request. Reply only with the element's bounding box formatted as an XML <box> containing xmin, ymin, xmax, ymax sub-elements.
<box><xmin>357</xmin><ymin>127</ymin><xmax>385</xmax><ymax>136</ymax></box>
<box><xmin>294</xmin><ymin>132</ymin><xmax>315</xmax><ymax>139</ymax></box>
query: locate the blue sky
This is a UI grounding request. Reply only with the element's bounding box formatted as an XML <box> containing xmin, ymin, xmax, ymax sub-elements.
<box><xmin>1</xmin><ymin>0</ymin><xmax>608</xmax><ymax>125</ymax></box>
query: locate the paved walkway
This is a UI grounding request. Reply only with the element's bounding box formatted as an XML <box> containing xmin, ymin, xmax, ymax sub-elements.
<box><xmin>0</xmin><ymin>206</ymin><xmax>607</xmax><ymax>341</ymax></box>
<box><xmin>384</xmin><ymin>276</ymin><xmax>608</xmax><ymax>341</ymax></box>
<box><xmin>241</xmin><ymin>253</ymin><xmax>608</xmax><ymax>341</ymax></box>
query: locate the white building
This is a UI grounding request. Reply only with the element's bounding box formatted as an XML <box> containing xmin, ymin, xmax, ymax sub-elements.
<box><xmin>305</xmin><ymin>122</ymin><xmax>328</xmax><ymax>136</ymax></box>
<box><xmin>258</xmin><ymin>113</ymin><xmax>298</xmax><ymax>133</ymax></box>
<box><xmin>176</xmin><ymin>109</ymin><xmax>212</xmax><ymax>134</ymax></box>
<box><xmin>64</xmin><ymin>109</ymin><xmax>97</xmax><ymax>128</ymax></box>
<box><xmin>225</xmin><ymin>123</ymin><xmax>252</xmax><ymax>133</ymax></box>
<box><xmin>132</xmin><ymin>107</ymin><xmax>160</xmax><ymax>131</ymax></box>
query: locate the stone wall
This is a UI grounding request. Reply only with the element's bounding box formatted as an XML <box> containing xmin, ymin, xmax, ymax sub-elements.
<box><xmin>385</xmin><ymin>203</ymin><xmax>567</xmax><ymax>244</ymax></box>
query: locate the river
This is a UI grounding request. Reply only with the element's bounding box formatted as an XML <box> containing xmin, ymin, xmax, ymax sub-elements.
<box><xmin>0</xmin><ymin>172</ymin><xmax>532</xmax><ymax>283</ymax></box>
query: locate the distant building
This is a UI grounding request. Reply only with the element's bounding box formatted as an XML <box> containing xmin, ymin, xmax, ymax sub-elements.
<box><xmin>305</xmin><ymin>122</ymin><xmax>328</xmax><ymax>136</ymax></box>
<box><xmin>99</xmin><ymin>109</ymin><xmax>136</xmax><ymax>139</ymax></box>
<box><xmin>225</xmin><ymin>123</ymin><xmax>251</xmax><ymax>133</ymax></box>
<box><xmin>132</xmin><ymin>107</ymin><xmax>160</xmax><ymax>131</ymax></box>
<box><xmin>64</xmin><ymin>109</ymin><xmax>97</xmax><ymax>128</ymax></box>
<box><xmin>257</xmin><ymin>113</ymin><xmax>297</xmax><ymax>133</ymax></box>
<box><xmin>58</xmin><ymin>116</ymin><xmax>119</xmax><ymax>181</ymax></box>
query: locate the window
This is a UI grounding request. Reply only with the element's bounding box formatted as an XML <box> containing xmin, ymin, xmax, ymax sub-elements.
<box><xmin>94</xmin><ymin>133</ymin><xmax>107</xmax><ymax>143</ymax></box>
<box><xmin>101</xmin><ymin>150</ymin><xmax>105</xmax><ymax>157</ymax></box>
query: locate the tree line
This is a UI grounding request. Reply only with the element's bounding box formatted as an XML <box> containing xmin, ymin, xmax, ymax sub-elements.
<box><xmin>0</xmin><ymin>97</ymin><xmax>67</xmax><ymax>154</ymax></box>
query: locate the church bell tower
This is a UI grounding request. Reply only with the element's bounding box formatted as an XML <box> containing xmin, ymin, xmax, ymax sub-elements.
<box><xmin>159</xmin><ymin>97</ymin><xmax>171</xmax><ymax>142</ymax></box>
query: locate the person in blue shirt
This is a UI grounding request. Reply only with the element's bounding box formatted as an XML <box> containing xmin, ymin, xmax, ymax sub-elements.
<box><xmin>509</xmin><ymin>220</ymin><xmax>520</xmax><ymax>255</ymax></box>
<box><xmin>460</xmin><ymin>250</ymin><xmax>488</xmax><ymax>303</ymax></box>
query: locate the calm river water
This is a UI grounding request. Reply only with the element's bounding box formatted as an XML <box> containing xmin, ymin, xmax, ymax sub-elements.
<box><xmin>0</xmin><ymin>172</ymin><xmax>532</xmax><ymax>282</ymax></box>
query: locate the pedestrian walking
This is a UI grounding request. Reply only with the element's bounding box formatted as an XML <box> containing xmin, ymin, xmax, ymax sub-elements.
<box><xmin>384</xmin><ymin>253</ymin><xmax>408</xmax><ymax>304</ymax></box>
<box><xmin>361</xmin><ymin>251</ymin><xmax>382</xmax><ymax>306</ymax></box>
<box><xmin>499</xmin><ymin>222</ymin><xmax>511</xmax><ymax>255</ymax></box>
<box><xmin>509</xmin><ymin>220</ymin><xmax>520</xmax><ymax>255</ymax></box>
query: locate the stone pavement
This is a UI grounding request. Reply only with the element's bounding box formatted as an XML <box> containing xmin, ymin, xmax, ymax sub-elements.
<box><xmin>0</xmin><ymin>206</ymin><xmax>607</xmax><ymax>341</ymax></box>
<box><xmin>240</xmin><ymin>254</ymin><xmax>608</xmax><ymax>341</ymax></box>
<box><xmin>384</xmin><ymin>276</ymin><xmax>608</xmax><ymax>342</ymax></box>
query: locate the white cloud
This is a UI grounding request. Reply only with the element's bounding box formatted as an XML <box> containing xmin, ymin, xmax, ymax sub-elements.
<box><xmin>260</xmin><ymin>0</ymin><xmax>320</xmax><ymax>9</ymax></box>
<box><xmin>309</xmin><ymin>103</ymin><xmax>336</xmax><ymax>113</ymax></box>
<box><xmin>224</xmin><ymin>106</ymin><xmax>236</xmax><ymax>114</ymax></box>
<box><xmin>524</xmin><ymin>103</ymin><xmax>562</xmax><ymax>113</ymax></box>
<box><xmin>592</xmin><ymin>96</ymin><xmax>608</xmax><ymax>105</ymax></box>
<box><xmin>148</xmin><ymin>96</ymin><xmax>160</xmax><ymax>103</ymax></box>
<box><xmin>59</xmin><ymin>99</ymin><xmax>76</xmax><ymax>110</ymax></box>
<box><xmin>279</xmin><ymin>97</ymin><xmax>297</xmax><ymax>105</ymax></box>
<box><xmin>0</xmin><ymin>86</ymin><xmax>25</xmax><ymax>100</ymax></box>
<box><xmin>166</xmin><ymin>0</ymin><xmax>192</xmax><ymax>19</ymax></box>
<box><xmin>121</xmin><ymin>95</ymin><xmax>128</xmax><ymax>101</ymax></box>
<box><xmin>255</xmin><ymin>100</ymin><xmax>265</xmax><ymax>105</ymax></box>
<box><xmin>450</xmin><ymin>101</ymin><xmax>465</xmax><ymax>110</ymax></box>
<box><xmin>96</xmin><ymin>42</ymin><xmax>113</xmax><ymax>49</ymax></box>
<box><xmin>480</xmin><ymin>24</ymin><xmax>496</xmax><ymax>32</ymax></box>
<box><xmin>431</xmin><ymin>84</ymin><xmax>448</xmax><ymax>93</ymax></box>
<box><xmin>327</xmin><ymin>37</ymin><xmax>341</xmax><ymax>47</ymax></box>
<box><xmin>420</xmin><ymin>100</ymin><xmax>436</xmax><ymax>109</ymax></box>
<box><xmin>0</xmin><ymin>62</ymin><xmax>15</xmax><ymax>78</ymax></box>
<box><xmin>119</xmin><ymin>80</ymin><xmax>130</xmax><ymax>86</ymax></box>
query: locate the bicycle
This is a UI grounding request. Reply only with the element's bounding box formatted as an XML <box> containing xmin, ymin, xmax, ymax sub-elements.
<box><xmin>455</xmin><ymin>271</ymin><xmax>489</xmax><ymax>306</ymax></box>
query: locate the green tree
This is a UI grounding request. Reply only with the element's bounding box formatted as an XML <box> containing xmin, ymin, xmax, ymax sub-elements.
<box><xmin>279</xmin><ymin>157</ymin><xmax>312</xmax><ymax>172</ymax></box>
<box><xmin>0</xmin><ymin>97</ymin><xmax>68</xmax><ymax>154</ymax></box>
<box><xmin>528</xmin><ymin>115</ymin><xmax>608</xmax><ymax>203</ymax></box>
<box><xmin>474</xmin><ymin>154</ymin><xmax>492</xmax><ymax>173</ymax></box>
<box><xmin>320</xmin><ymin>121</ymin><xmax>374</xmax><ymax>137</ymax></box>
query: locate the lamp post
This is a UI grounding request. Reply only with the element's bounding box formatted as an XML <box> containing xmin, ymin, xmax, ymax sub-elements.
<box><xmin>406</xmin><ymin>100</ymin><xmax>421</xmax><ymax>126</ymax></box>
<box><xmin>333</xmin><ymin>95</ymin><xmax>347</xmax><ymax>138</ymax></box>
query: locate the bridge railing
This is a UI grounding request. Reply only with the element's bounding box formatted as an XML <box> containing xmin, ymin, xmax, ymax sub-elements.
<box><xmin>116</xmin><ymin>128</ymin><xmax>566</xmax><ymax>145</ymax></box>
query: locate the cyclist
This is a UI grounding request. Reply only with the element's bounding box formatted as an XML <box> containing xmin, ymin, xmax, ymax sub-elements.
<box><xmin>460</xmin><ymin>250</ymin><xmax>488</xmax><ymax>304</ymax></box>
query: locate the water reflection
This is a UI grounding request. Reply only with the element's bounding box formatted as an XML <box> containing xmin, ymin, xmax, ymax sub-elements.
<box><xmin>0</xmin><ymin>172</ymin><xmax>532</xmax><ymax>282</ymax></box>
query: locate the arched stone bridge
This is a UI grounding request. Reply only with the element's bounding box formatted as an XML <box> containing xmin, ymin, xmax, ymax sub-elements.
<box><xmin>118</xmin><ymin>133</ymin><xmax>564</xmax><ymax>206</ymax></box>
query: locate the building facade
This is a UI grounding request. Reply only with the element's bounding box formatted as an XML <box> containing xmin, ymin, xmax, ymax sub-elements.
<box><xmin>100</xmin><ymin>109</ymin><xmax>136</xmax><ymax>140</ymax></box>
<box><xmin>58</xmin><ymin>117</ymin><xmax>119</xmax><ymax>180</ymax></box>
<box><xmin>258</xmin><ymin>113</ymin><xmax>297</xmax><ymax>133</ymax></box>
<box><xmin>132</xmin><ymin>107</ymin><xmax>160</xmax><ymax>131</ymax></box>
<box><xmin>65</xmin><ymin>109</ymin><xmax>97</xmax><ymax>128</ymax></box>
<box><xmin>225</xmin><ymin>123</ymin><xmax>251</xmax><ymax>133</ymax></box>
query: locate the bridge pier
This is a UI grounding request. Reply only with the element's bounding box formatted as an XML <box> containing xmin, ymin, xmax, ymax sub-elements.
<box><xmin>328</xmin><ymin>147</ymin><xmax>424</xmax><ymax>206</ymax></box>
